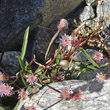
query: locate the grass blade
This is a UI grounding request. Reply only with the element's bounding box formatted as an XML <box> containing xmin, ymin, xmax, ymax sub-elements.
<box><xmin>20</xmin><ymin>26</ymin><xmax>29</xmax><ymax>61</ymax></box>
<box><xmin>79</xmin><ymin>47</ymin><xmax>100</xmax><ymax>68</ymax></box>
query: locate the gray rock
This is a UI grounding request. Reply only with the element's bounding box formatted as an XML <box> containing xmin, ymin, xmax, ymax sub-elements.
<box><xmin>86</xmin><ymin>0</ymin><xmax>97</xmax><ymax>5</ymax></box>
<box><xmin>0</xmin><ymin>0</ymin><xmax>84</xmax><ymax>52</ymax></box>
<box><xmin>32</xmin><ymin>20</ymin><xmax>67</xmax><ymax>63</ymax></box>
<box><xmin>79</xmin><ymin>5</ymin><xmax>95</xmax><ymax>22</ymax></box>
<box><xmin>96</xmin><ymin>0</ymin><xmax>110</xmax><ymax>27</ymax></box>
<box><xmin>0</xmin><ymin>51</ymin><xmax>21</xmax><ymax>75</ymax></box>
<box><xmin>17</xmin><ymin>79</ymin><xmax>110</xmax><ymax>110</ymax></box>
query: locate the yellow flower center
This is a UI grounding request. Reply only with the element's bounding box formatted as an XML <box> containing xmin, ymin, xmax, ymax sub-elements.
<box><xmin>32</xmin><ymin>88</ymin><xmax>37</xmax><ymax>93</ymax></box>
<box><xmin>0</xmin><ymin>75</ymin><xmax>4</xmax><ymax>80</ymax></box>
<box><xmin>99</xmin><ymin>75</ymin><xmax>104</xmax><ymax>80</ymax></box>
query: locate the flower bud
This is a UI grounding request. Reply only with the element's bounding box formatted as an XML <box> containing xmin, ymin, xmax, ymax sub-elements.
<box><xmin>59</xmin><ymin>60</ymin><xmax>69</xmax><ymax>70</ymax></box>
<box><xmin>57</xmin><ymin>19</ymin><xmax>68</xmax><ymax>31</ymax></box>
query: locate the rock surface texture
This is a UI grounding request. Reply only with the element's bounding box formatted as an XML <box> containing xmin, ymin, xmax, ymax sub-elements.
<box><xmin>17</xmin><ymin>79</ymin><xmax>110</xmax><ymax>110</ymax></box>
<box><xmin>0</xmin><ymin>0</ymin><xmax>84</xmax><ymax>52</ymax></box>
<box><xmin>0</xmin><ymin>51</ymin><xmax>20</xmax><ymax>75</ymax></box>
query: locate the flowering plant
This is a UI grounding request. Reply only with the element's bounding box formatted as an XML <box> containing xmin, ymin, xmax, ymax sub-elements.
<box><xmin>0</xmin><ymin>17</ymin><xmax>109</xmax><ymax>110</ymax></box>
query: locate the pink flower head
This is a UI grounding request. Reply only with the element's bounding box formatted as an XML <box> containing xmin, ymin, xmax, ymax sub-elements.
<box><xmin>0</xmin><ymin>72</ymin><xmax>6</xmax><ymax>82</ymax></box>
<box><xmin>31</xmin><ymin>86</ymin><xmax>39</xmax><ymax>94</ymax></box>
<box><xmin>18</xmin><ymin>89</ymin><xmax>28</xmax><ymax>100</ymax></box>
<box><xmin>0</xmin><ymin>82</ymin><xmax>5</xmax><ymax>97</ymax></box>
<box><xmin>72</xmin><ymin>90</ymin><xmax>84</xmax><ymax>101</ymax></box>
<box><xmin>53</xmin><ymin>72</ymin><xmax>64</xmax><ymax>82</ymax></box>
<box><xmin>60</xmin><ymin>88</ymin><xmax>73</xmax><ymax>100</ymax></box>
<box><xmin>60</xmin><ymin>34</ymin><xmax>72</xmax><ymax>47</ymax></box>
<box><xmin>26</xmin><ymin>73</ymin><xmax>38</xmax><ymax>85</ymax></box>
<box><xmin>96</xmin><ymin>72</ymin><xmax>105</xmax><ymax>83</ymax></box>
<box><xmin>57</xmin><ymin>19</ymin><xmax>68</xmax><ymax>31</ymax></box>
<box><xmin>3</xmin><ymin>84</ymin><xmax>13</xmax><ymax>96</ymax></box>
<box><xmin>92</xmin><ymin>51</ymin><xmax>103</xmax><ymax>61</ymax></box>
<box><xmin>25</xmin><ymin>104</ymin><xmax>37</xmax><ymax>110</ymax></box>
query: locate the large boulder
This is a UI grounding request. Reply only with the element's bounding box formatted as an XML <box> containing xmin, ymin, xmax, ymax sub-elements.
<box><xmin>17</xmin><ymin>79</ymin><xmax>110</xmax><ymax>110</ymax></box>
<box><xmin>0</xmin><ymin>0</ymin><xmax>84</xmax><ymax>52</ymax></box>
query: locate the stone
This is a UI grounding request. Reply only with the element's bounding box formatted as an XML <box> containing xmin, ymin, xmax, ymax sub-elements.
<box><xmin>0</xmin><ymin>0</ymin><xmax>84</xmax><ymax>53</ymax></box>
<box><xmin>0</xmin><ymin>51</ymin><xmax>21</xmax><ymax>75</ymax></box>
<box><xmin>86</xmin><ymin>0</ymin><xmax>97</xmax><ymax>5</ymax></box>
<box><xmin>17</xmin><ymin>79</ymin><xmax>110</xmax><ymax>110</ymax></box>
<box><xmin>96</xmin><ymin>0</ymin><xmax>110</xmax><ymax>27</ymax></box>
<box><xmin>32</xmin><ymin>20</ymin><xmax>67</xmax><ymax>63</ymax></box>
<box><xmin>79</xmin><ymin>5</ymin><xmax>95</xmax><ymax>22</ymax></box>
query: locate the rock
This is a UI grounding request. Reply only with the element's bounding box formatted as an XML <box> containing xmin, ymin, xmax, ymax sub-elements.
<box><xmin>32</xmin><ymin>27</ymin><xmax>56</xmax><ymax>63</ymax></box>
<box><xmin>96</xmin><ymin>0</ymin><xmax>110</xmax><ymax>27</ymax></box>
<box><xmin>79</xmin><ymin>5</ymin><xmax>95</xmax><ymax>22</ymax></box>
<box><xmin>0</xmin><ymin>51</ymin><xmax>21</xmax><ymax>75</ymax></box>
<box><xmin>17</xmin><ymin>79</ymin><xmax>110</xmax><ymax>110</ymax></box>
<box><xmin>73</xmin><ymin>49</ymin><xmax>109</xmax><ymax>80</ymax></box>
<box><xmin>0</xmin><ymin>0</ymin><xmax>84</xmax><ymax>53</ymax></box>
<box><xmin>86</xmin><ymin>0</ymin><xmax>97</xmax><ymax>5</ymax></box>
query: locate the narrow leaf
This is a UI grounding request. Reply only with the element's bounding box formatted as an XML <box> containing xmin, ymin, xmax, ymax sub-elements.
<box><xmin>17</xmin><ymin>56</ymin><xmax>25</xmax><ymax>71</ymax></box>
<box><xmin>79</xmin><ymin>47</ymin><xmax>99</xmax><ymax>68</ymax></box>
<box><xmin>20</xmin><ymin>26</ymin><xmax>29</xmax><ymax>61</ymax></box>
<box><xmin>99</xmin><ymin>62</ymin><xmax>109</xmax><ymax>68</ymax></box>
<box><xmin>87</xmin><ymin>65</ymin><xmax>97</xmax><ymax>70</ymax></box>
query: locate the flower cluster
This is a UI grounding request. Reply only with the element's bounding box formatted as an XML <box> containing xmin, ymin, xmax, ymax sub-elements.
<box><xmin>53</xmin><ymin>72</ymin><xmax>64</xmax><ymax>81</ymax></box>
<box><xmin>60</xmin><ymin>88</ymin><xmax>85</xmax><ymax>101</ymax></box>
<box><xmin>26</xmin><ymin>73</ymin><xmax>38</xmax><ymax>85</ymax></box>
<box><xmin>72</xmin><ymin>90</ymin><xmax>84</xmax><ymax>101</ymax></box>
<box><xmin>0</xmin><ymin>72</ymin><xmax>7</xmax><ymax>82</ymax></box>
<box><xmin>0</xmin><ymin>71</ymin><xmax>13</xmax><ymax>97</ymax></box>
<box><xmin>92</xmin><ymin>51</ymin><xmax>103</xmax><ymax>62</ymax></box>
<box><xmin>60</xmin><ymin>88</ymin><xmax>73</xmax><ymax>100</ymax></box>
<box><xmin>31</xmin><ymin>86</ymin><xmax>39</xmax><ymax>94</ymax></box>
<box><xmin>0</xmin><ymin>83</ymin><xmax>13</xmax><ymax>97</ymax></box>
<box><xmin>18</xmin><ymin>89</ymin><xmax>29</xmax><ymax>100</ymax></box>
<box><xmin>60</xmin><ymin>34</ymin><xmax>73</xmax><ymax>48</ymax></box>
<box><xmin>96</xmin><ymin>72</ymin><xmax>106</xmax><ymax>83</ymax></box>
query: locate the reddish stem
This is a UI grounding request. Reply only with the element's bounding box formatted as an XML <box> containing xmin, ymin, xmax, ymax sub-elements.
<box><xmin>39</xmin><ymin>79</ymin><xmax>61</xmax><ymax>93</ymax></box>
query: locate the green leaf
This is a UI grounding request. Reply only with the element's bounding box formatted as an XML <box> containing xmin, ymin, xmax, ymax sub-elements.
<box><xmin>87</xmin><ymin>65</ymin><xmax>97</xmax><ymax>70</ymax></box>
<box><xmin>34</xmin><ymin>66</ymin><xmax>43</xmax><ymax>75</ymax></box>
<box><xmin>16</xmin><ymin>72</ymin><xmax>19</xmax><ymax>78</ymax></box>
<box><xmin>20</xmin><ymin>26</ymin><xmax>29</xmax><ymax>61</ymax></box>
<box><xmin>21</xmin><ymin>72</ymin><xmax>27</xmax><ymax>86</ymax></box>
<box><xmin>35</xmin><ymin>82</ymin><xmax>42</xmax><ymax>88</ymax></box>
<box><xmin>79</xmin><ymin>47</ymin><xmax>99</xmax><ymax>68</ymax></box>
<box><xmin>99</xmin><ymin>62</ymin><xmax>109</xmax><ymax>68</ymax></box>
<box><xmin>13</xmin><ymin>101</ymin><xmax>20</xmax><ymax>110</ymax></box>
<box><xmin>26</xmin><ymin>85</ymin><xmax>31</xmax><ymax>92</ymax></box>
<box><xmin>17</xmin><ymin>56</ymin><xmax>25</xmax><ymax>71</ymax></box>
<box><xmin>25</xmin><ymin>61</ymin><xmax>32</xmax><ymax>73</ymax></box>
